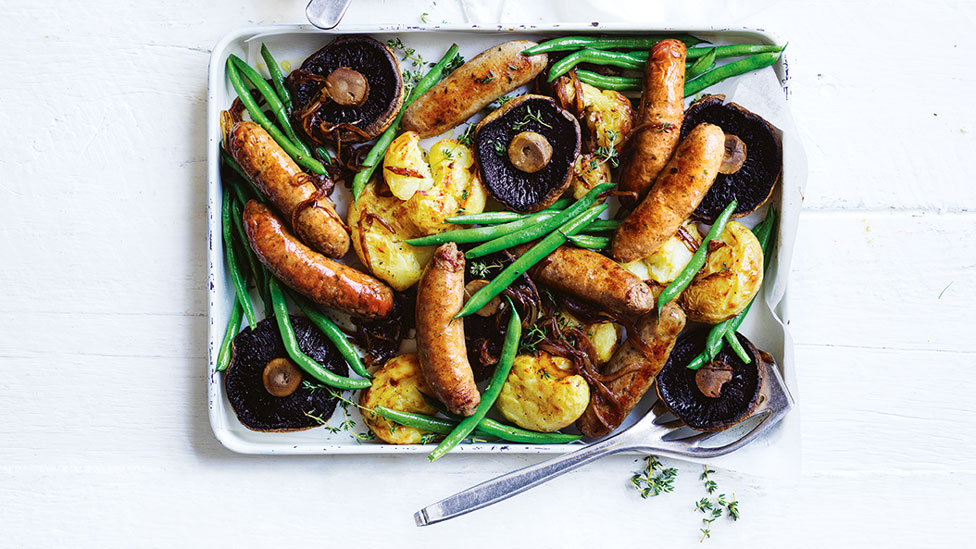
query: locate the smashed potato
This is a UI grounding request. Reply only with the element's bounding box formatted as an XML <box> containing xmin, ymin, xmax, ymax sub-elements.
<box><xmin>349</xmin><ymin>182</ymin><xmax>434</xmax><ymax>291</ymax></box>
<box><xmin>680</xmin><ymin>221</ymin><xmax>764</xmax><ymax>324</ymax></box>
<box><xmin>554</xmin><ymin>79</ymin><xmax>632</xmax><ymax>152</ymax></box>
<box><xmin>402</xmin><ymin>139</ymin><xmax>487</xmax><ymax>235</ymax></box>
<box><xmin>644</xmin><ymin>221</ymin><xmax>702</xmax><ymax>284</ymax></box>
<box><xmin>359</xmin><ymin>353</ymin><xmax>438</xmax><ymax>445</ymax></box>
<box><xmin>558</xmin><ymin>312</ymin><xmax>622</xmax><ymax>365</ymax></box>
<box><xmin>352</xmin><ymin>140</ymin><xmax>486</xmax><ymax>290</ymax></box>
<box><xmin>495</xmin><ymin>352</ymin><xmax>590</xmax><ymax>432</ymax></box>
<box><xmin>383</xmin><ymin>131</ymin><xmax>434</xmax><ymax>200</ymax></box>
<box><xmin>571</xmin><ymin>153</ymin><xmax>612</xmax><ymax>199</ymax></box>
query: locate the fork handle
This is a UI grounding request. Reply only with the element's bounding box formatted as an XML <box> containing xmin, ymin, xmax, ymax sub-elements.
<box><xmin>415</xmin><ymin>435</ymin><xmax>630</xmax><ymax>526</ymax></box>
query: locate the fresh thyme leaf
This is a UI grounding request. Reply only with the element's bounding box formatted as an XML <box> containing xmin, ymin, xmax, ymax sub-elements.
<box><xmin>420</xmin><ymin>12</ymin><xmax>430</xmax><ymax>23</ymax></box>
<box><xmin>443</xmin><ymin>53</ymin><xmax>465</xmax><ymax>76</ymax></box>
<box><xmin>491</xmin><ymin>140</ymin><xmax>506</xmax><ymax>157</ymax></box>
<box><xmin>302</xmin><ymin>380</ymin><xmax>328</xmax><ymax>393</ymax></box>
<box><xmin>519</xmin><ymin>323</ymin><xmax>547</xmax><ymax>354</ymax></box>
<box><xmin>479</xmin><ymin>70</ymin><xmax>495</xmax><ymax>84</ymax></box>
<box><xmin>419</xmin><ymin>432</ymin><xmax>438</xmax><ymax>444</ymax></box>
<box><xmin>695</xmin><ymin>466</ymin><xmax>741</xmax><ymax>541</ymax></box>
<box><xmin>512</xmin><ymin>105</ymin><xmax>552</xmax><ymax>131</ymax></box>
<box><xmin>457</xmin><ymin>124</ymin><xmax>476</xmax><ymax>147</ymax></box>
<box><xmin>469</xmin><ymin>259</ymin><xmax>504</xmax><ymax>278</ymax></box>
<box><xmin>630</xmin><ymin>455</ymin><xmax>678</xmax><ymax>498</ymax></box>
<box><xmin>303</xmin><ymin>410</ymin><xmax>329</xmax><ymax>425</ymax></box>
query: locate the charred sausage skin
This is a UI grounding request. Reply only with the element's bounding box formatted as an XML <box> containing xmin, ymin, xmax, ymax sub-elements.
<box><xmin>620</xmin><ymin>39</ymin><xmax>687</xmax><ymax>201</ymax></box>
<box><xmin>402</xmin><ymin>41</ymin><xmax>547</xmax><ymax>138</ymax></box>
<box><xmin>612</xmin><ymin>122</ymin><xmax>724</xmax><ymax>263</ymax></box>
<box><xmin>228</xmin><ymin>121</ymin><xmax>350</xmax><ymax>259</ymax></box>
<box><xmin>243</xmin><ymin>200</ymin><xmax>393</xmax><ymax>318</ymax></box>
<box><xmin>415</xmin><ymin>243</ymin><xmax>480</xmax><ymax>417</ymax></box>
<box><xmin>529</xmin><ymin>246</ymin><xmax>654</xmax><ymax>317</ymax></box>
<box><xmin>576</xmin><ymin>301</ymin><xmax>686</xmax><ymax>438</ymax></box>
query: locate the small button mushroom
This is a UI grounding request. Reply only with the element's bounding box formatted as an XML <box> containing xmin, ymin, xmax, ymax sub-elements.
<box><xmin>464</xmin><ymin>279</ymin><xmax>501</xmax><ymax>317</ymax></box>
<box><xmin>719</xmin><ymin>134</ymin><xmax>748</xmax><ymax>174</ymax></box>
<box><xmin>507</xmin><ymin>131</ymin><xmax>553</xmax><ymax>174</ymax></box>
<box><xmin>262</xmin><ymin>357</ymin><xmax>303</xmax><ymax>397</ymax></box>
<box><xmin>695</xmin><ymin>360</ymin><xmax>735</xmax><ymax>398</ymax></box>
<box><xmin>325</xmin><ymin>67</ymin><xmax>370</xmax><ymax>106</ymax></box>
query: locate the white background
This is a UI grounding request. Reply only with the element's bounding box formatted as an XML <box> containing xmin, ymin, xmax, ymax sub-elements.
<box><xmin>1</xmin><ymin>0</ymin><xmax>974</xmax><ymax>547</ymax></box>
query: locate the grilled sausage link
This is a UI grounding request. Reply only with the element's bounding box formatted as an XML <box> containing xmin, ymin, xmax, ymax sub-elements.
<box><xmin>577</xmin><ymin>301</ymin><xmax>686</xmax><ymax>438</ymax></box>
<box><xmin>612</xmin><ymin>122</ymin><xmax>724</xmax><ymax>263</ymax></box>
<box><xmin>402</xmin><ymin>41</ymin><xmax>547</xmax><ymax>138</ymax></box>
<box><xmin>619</xmin><ymin>39</ymin><xmax>687</xmax><ymax>201</ymax></box>
<box><xmin>243</xmin><ymin>200</ymin><xmax>393</xmax><ymax>318</ymax></box>
<box><xmin>528</xmin><ymin>246</ymin><xmax>654</xmax><ymax>317</ymax></box>
<box><xmin>228</xmin><ymin>121</ymin><xmax>349</xmax><ymax>259</ymax></box>
<box><xmin>415</xmin><ymin>243</ymin><xmax>480</xmax><ymax>417</ymax></box>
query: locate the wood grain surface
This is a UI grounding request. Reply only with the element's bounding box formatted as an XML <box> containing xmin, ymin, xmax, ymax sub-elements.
<box><xmin>1</xmin><ymin>0</ymin><xmax>973</xmax><ymax>547</ymax></box>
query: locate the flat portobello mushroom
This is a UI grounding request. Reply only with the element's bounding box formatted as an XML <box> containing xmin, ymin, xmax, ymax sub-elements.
<box><xmin>656</xmin><ymin>329</ymin><xmax>768</xmax><ymax>432</ymax></box>
<box><xmin>474</xmin><ymin>94</ymin><xmax>581</xmax><ymax>212</ymax></box>
<box><xmin>680</xmin><ymin>95</ymin><xmax>782</xmax><ymax>222</ymax></box>
<box><xmin>287</xmin><ymin>35</ymin><xmax>404</xmax><ymax>145</ymax></box>
<box><xmin>225</xmin><ymin>316</ymin><xmax>347</xmax><ymax>432</ymax></box>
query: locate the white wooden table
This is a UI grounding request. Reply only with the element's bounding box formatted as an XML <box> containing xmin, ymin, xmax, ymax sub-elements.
<box><xmin>2</xmin><ymin>1</ymin><xmax>973</xmax><ymax>546</ymax></box>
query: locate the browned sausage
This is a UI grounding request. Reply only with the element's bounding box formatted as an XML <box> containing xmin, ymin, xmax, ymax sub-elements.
<box><xmin>619</xmin><ymin>39</ymin><xmax>687</xmax><ymax>200</ymax></box>
<box><xmin>402</xmin><ymin>41</ymin><xmax>547</xmax><ymax>138</ymax></box>
<box><xmin>415</xmin><ymin>243</ymin><xmax>480</xmax><ymax>416</ymax></box>
<box><xmin>576</xmin><ymin>301</ymin><xmax>686</xmax><ymax>438</ymax></box>
<box><xmin>612</xmin><ymin>122</ymin><xmax>724</xmax><ymax>263</ymax></box>
<box><xmin>228</xmin><ymin>121</ymin><xmax>350</xmax><ymax>259</ymax></box>
<box><xmin>526</xmin><ymin>246</ymin><xmax>654</xmax><ymax>317</ymax></box>
<box><xmin>243</xmin><ymin>200</ymin><xmax>393</xmax><ymax>318</ymax></box>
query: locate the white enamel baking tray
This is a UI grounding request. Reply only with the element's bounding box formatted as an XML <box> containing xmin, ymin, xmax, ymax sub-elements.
<box><xmin>207</xmin><ymin>23</ymin><xmax>806</xmax><ymax>476</ymax></box>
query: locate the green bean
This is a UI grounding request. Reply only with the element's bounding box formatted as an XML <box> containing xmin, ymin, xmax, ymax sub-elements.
<box><xmin>686</xmin><ymin>47</ymin><xmax>717</xmax><ymax>80</ymax></box>
<box><xmin>315</xmin><ymin>146</ymin><xmax>333</xmax><ymax>165</ymax></box>
<box><xmin>292</xmin><ymin>293</ymin><xmax>371</xmax><ymax>379</ymax></box>
<box><xmin>222</xmin><ymin>187</ymin><xmax>257</xmax><ymax>329</ymax></box>
<box><xmin>422</xmin><ymin>397</ymin><xmax>582</xmax><ymax>444</ymax></box>
<box><xmin>228</xmin><ymin>55</ymin><xmax>311</xmax><ymax>161</ymax></box>
<box><xmin>430</xmin><ymin>299</ymin><xmax>521</xmax><ymax>461</ymax></box>
<box><xmin>259</xmin><ymin>43</ymin><xmax>293</xmax><ymax>115</ymax></box>
<box><xmin>458</xmin><ymin>203</ymin><xmax>608</xmax><ymax>318</ymax></box>
<box><xmin>687</xmin><ymin>207</ymin><xmax>776</xmax><ymax>370</ymax></box>
<box><xmin>657</xmin><ymin>200</ymin><xmax>737</xmax><ymax>315</ymax></box>
<box><xmin>582</xmin><ymin>219</ymin><xmax>621</xmax><ymax>232</ymax></box>
<box><xmin>267</xmin><ymin>277</ymin><xmax>371</xmax><ymax>390</ymax></box>
<box><xmin>575</xmin><ymin>70</ymin><xmax>640</xmax><ymax>91</ymax></box>
<box><xmin>522</xmin><ymin>34</ymin><xmax>702</xmax><ymax>55</ymax></box>
<box><xmin>724</xmin><ymin>330</ymin><xmax>751</xmax><ymax>363</ymax></box>
<box><xmin>627</xmin><ymin>44</ymin><xmax>782</xmax><ymax>62</ymax></box>
<box><xmin>372</xmin><ymin>406</ymin><xmax>470</xmax><ymax>436</ymax></box>
<box><xmin>406</xmin><ymin>210</ymin><xmax>561</xmax><ymax>247</ymax></box>
<box><xmin>225</xmin><ymin>57</ymin><xmax>327</xmax><ymax>175</ymax></box>
<box><xmin>547</xmin><ymin>48</ymin><xmax>644</xmax><ymax>82</ymax></box>
<box><xmin>465</xmin><ymin>183</ymin><xmax>612</xmax><ymax>259</ymax></box>
<box><xmin>567</xmin><ymin>234</ymin><xmax>610</xmax><ymax>250</ymax></box>
<box><xmin>446</xmin><ymin>198</ymin><xmax>573</xmax><ymax>225</ymax></box>
<box><xmin>684</xmin><ymin>50</ymin><xmax>784</xmax><ymax>97</ymax></box>
<box><xmin>352</xmin><ymin>44</ymin><xmax>460</xmax><ymax>204</ymax></box>
<box><xmin>216</xmin><ymin>295</ymin><xmax>243</xmax><ymax>372</ymax></box>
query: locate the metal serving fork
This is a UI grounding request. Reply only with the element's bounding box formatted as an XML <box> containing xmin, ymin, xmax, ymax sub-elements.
<box><xmin>414</xmin><ymin>363</ymin><xmax>794</xmax><ymax>526</ymax></box>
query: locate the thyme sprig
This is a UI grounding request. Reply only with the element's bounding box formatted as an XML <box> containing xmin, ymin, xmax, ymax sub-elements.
<box><xmin>512</xmin><ymin>105</ymin><xmax>552</xmax><ymax>131</ymax></box>
<box><xmin>696</xmin><ymin>467</ymin><xmax>740</xmax><ymax>542</ymax></box>
<box><xmin>630</xmin><ymin>455</ymin><xmax>678</xmax><ymax>498</ymax></box>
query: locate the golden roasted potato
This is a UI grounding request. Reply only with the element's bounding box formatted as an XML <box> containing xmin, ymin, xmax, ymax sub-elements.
<box><xmin>557</xmin><ymin>312</ymin><xmax>622</xmax><ymax>365</ymax></box>
<box><xmin>584</xmin><ymin>321</ymin><xmax>623</xmax><ymax>364</ymax></box>
<box><xmin>680</xmin><ymin>221</ymin><xmax>764</xmax><ymax>324</ymax></box>
<box><xmin>383</xmin><ymin>131</ymin><xmax>434</xmax><ymax>200</ymax></box>
<box><xmin>359</xmin><ymin>353</ymin><xmax>438</xmax><ymax>445</ymax></box>
<box><xmin>495</xmin><ymin>352</ymin><xmax>590</xmax><ymax>432</ymax></box>
<box><xmin>644</xmin><ymin>221</ymin><xmax>702</xmax><ymax>284</ymax></box>
<box><xmin>402</xmin><ymin>139</ymin><xmax>487</xmax><ymax>235</ymax></box>
<box><xmin>348</xmin><ymin>182</ymin><xmax>435</xmax><ymax>291</ymax></box>
<box><xmin>554</xmin><ymin>79</ymin><xmax>632</xmax><ymax>152</ymax></box>
<box><xmin>571</xmin><ymin>153</ymin><xmax>612</xmax><ymax>199</ymax></box>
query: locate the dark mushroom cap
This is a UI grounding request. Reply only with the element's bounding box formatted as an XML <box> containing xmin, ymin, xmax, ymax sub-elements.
<box><xmin>287</xmin><ymin>35</ymin><xmax>404</xmax><ymax>144</ymax></box>
<box><xmin>680</xmin><ymin>95</ymin><xmax>782</xmax><ymax>222</ymax></box>
<box><xmin>474</xmin><ymin>94</ymin><xmax>581</xmax><ymax>212</ymax></box>
<box><xmin>225</xmin><ymin>316</ymin><xmax>347</xmax><ymax>432</ymax></box>
<box><xmin>656</xmin><ymin>329</ymin><xmax>767</xmax><ymax>432</ymax></box>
